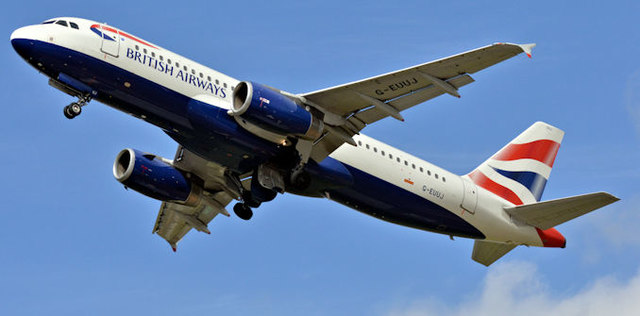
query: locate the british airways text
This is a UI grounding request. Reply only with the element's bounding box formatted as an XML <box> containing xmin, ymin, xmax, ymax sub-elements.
<box><xmin>125</xmin><ymin>48</ymin><xmax>226</xmax><ymax>98</ymax></box>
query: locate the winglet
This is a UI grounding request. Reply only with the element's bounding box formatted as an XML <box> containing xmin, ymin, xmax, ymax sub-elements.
<box><xmin>518</xmin><ymin>43</ymin><xmax>536</xmax><ymax>58</ymax></box>
<box><xmin>495</xmin><ymin>42</ymin><xmax>536</xmax><ymax>58</ymax></box>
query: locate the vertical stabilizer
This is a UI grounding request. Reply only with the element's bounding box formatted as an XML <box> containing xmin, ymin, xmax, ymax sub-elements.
<box><xmin>466</xmin><ymin>122</ymin><xmax>564</xmax><ymax>205</ymax></box>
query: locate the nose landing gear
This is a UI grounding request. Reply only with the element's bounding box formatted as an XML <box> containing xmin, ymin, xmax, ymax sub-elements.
<box><xmin>63</xmin><ymin>95</ymin><xmax>91</xmax><ymax>119</ymax></box>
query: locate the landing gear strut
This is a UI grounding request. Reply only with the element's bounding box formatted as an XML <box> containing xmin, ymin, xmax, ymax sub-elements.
<box><xmin>63</xmin><ymin>95</ymin><xmax>91</xmax><ymax>119</ymax></box>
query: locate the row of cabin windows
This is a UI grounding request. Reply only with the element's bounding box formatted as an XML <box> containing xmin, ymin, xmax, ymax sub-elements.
<box><xmin>39</xmin><ymin>20</ymin><xmax>234</xmax><ymax>92</ymax></box>
<box><xmin>134</xmin><ymin>45</ymin><xmax>232</xmax><ymax>91</ymax></box>
<box><xmin>359</xmin><ymin>140</ymin><xmax>446</xmax><ymax>182</ymax></box>
<box><xmin>43</xmin><ymin>19</ymin><xmax>79</xmax><ymax>29</ymax></box>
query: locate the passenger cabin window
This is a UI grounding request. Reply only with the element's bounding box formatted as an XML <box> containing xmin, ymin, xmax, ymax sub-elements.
<box><xmin>215</xmin><ymin>79</ymin><xmax>220</xmax><ymax>85</ymax></box>
<box><xmin>207</xmin><ymin>76</ymin><xmax>212</xmax><ymax>81</ymax></box>
<box><xmin>224</xmin><ymin>83</ymin><xmax>228</xmax><ymax>88</ymax></box>
<box><xmin>135</xmin><ymin>45</ymin><xmax>139</xmax><ymax>51</ymax></box>
<box><xmin>191</xmin><ymin>69</ymin><xmax>196</xmax><ymax>75</ymax></box>
<box><xmin>69</xmin><ymin>22</ymin><xmax>79</xmax><ymax>29</ymax></box>
<box><xmin>151</xmin><ymin>52</ymin><xmax>156</xmax><ymax>57</ymax></box>
<box><xmin>56</xmin><ymin>20</ymin><xmax>68</xmax><ymax>27</ymax></box>
<box><xmin>143</xmin><ymin>48</ymin><xmax>147</xmax><ymax>54</ymax></box>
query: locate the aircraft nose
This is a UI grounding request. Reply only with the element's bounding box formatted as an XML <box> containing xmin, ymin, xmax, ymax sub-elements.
<box><xmin>10</xmin><ymin>26</ymin><xmax>39</xmax><ymax>59</ymax></box>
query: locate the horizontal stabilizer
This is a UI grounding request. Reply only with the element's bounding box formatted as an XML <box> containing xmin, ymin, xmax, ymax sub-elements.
<box><xmin>504</xmin><ymin>192</ymin><xmax>619</xmax><ymax>230</ymax></box>
<box><xmin>472</xmin><ymin>240</ymin><xmax>517</xmax><ymax>266</ymax></box>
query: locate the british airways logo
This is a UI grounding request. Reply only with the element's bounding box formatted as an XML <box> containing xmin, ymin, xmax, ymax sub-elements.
<box><xmin>90</xmin><ymin>24</ymin><xmax>158</xmax><ymax>49</ymax></box>
<box><xmin>125</xmin><ymin>48</ymin><xmax>227</xmax><ymax>98</ymax></box>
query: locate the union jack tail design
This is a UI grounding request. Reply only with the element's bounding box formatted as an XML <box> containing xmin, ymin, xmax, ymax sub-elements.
<box><xmin>466</xmin><ymin>121</ymin><xmax>564</xmax><ymax>205</ymax></box>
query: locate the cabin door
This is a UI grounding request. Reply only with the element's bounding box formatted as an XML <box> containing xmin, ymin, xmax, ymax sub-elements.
<box><xmin>100</xmin><ymin>25</ymin><xmax>120</xmax><ymax>57</ymax></box>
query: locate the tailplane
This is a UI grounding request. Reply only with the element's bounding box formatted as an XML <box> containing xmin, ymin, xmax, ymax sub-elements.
<box><xmin>466</xmin><ymin>121</ymin><xmax>564</xmax><ymax>205</ymax></box>
<box><xmin>504</xmin><ymin>192</ymin><xmax>619</xmax><ymax>230</ymax></box>
<box><xmin>472</xmin><ymin>240</ymin><xmax>517</xmax><ymax>266</ymax></box>
<box><xmin>472</xmin><ymin>192</ymin><xmax>619</xmax><ymax>266</ymax></box>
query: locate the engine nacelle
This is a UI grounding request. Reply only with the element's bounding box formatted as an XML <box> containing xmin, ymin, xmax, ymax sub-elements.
<box><xmin>113</xmin><ymin>148</ymin><xmax>197</xmax><ymax>204</ymax></box>
<box><xmin>230</xmin><ymin>81</ymin><xmax>323</xmax><ymax>140</ymax></box>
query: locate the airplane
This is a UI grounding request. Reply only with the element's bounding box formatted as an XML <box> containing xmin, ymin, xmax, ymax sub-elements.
<box><xmin>10</xmin><ymin>17</ymin><xmax>619</xmax><ymax>266</ymax></box>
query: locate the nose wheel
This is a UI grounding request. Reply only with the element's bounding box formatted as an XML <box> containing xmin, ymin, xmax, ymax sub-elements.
<box><xmin>63</xmin><ymin>96</ymin><xmax>91</xmax><ymax>119</ymax></box>
<box><xmin>63</xmin><ymin>102</ymin><xmax>82</xmax><ymax>119</ymax></box>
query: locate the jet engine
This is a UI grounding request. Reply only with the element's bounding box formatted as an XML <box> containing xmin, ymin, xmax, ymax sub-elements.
<box><xmin>113</xmin><ymin>148</ymin><xmax>199</xmax><ymax>204</ymax></box>
<box><xmin>230</xmin><ymin>81</ymin><xmax>323</xmax><ymax>140</ymax></box>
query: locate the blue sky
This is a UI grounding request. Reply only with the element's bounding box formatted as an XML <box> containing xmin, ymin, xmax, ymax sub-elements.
<box><xmin>2</xmin><ymin>1</ymin><xmax>640</xmax><ymax>315</ymax></box>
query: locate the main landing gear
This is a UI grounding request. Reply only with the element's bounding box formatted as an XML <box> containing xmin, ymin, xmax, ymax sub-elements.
<box><xmin>227</xmin><ymin>166</ymin><xmax>280</xmax><ymax>221</ymax></box>
<box><xmin>233</xmin><ymin>191</ymin><xmax>262</xmax><ymax>221</ymax></box>
<box><xmin>233</xmin><ymin>203</ymin><xmax>253</xmax><ymax>220</ymax></box>
<box><xmin>63</xmin><ymin>95</ymin><xmax>91</xmax><ymax>119</ymax></box>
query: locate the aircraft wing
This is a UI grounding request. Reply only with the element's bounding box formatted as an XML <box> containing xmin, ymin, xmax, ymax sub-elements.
<box><xmin>151</xmin><ymin>145</ymin><xmax>236</xmax><ymax>251</ymax></box>
<box><xmin>303</xmin><ymin>42</ymin><xmax>535</xmax><ymax>161</ymax></box>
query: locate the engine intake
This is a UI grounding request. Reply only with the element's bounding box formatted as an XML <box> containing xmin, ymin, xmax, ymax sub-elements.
<box><xmin>113</xmin><ymin>148</ymin><xmax>197</xmax><ymax>204</ymax></box>
<box><xmin>230</xmin><ymin>81</ymin><xmax>323</xmax><ymax>140</ymax></box>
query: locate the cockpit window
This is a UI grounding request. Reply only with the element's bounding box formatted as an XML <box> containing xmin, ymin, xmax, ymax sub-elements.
<box><xmin>69</xmin><ymin>22</ymin><xmax>79</xmax><ymax>29</ymax></box>
<box><xmin>42</xmin><ymin>20</ymin><xmax>55</xmax><ymax>24</ymax></box>
<box><xmin>55</xmin><ymin>20</ymin><xmax>68</xmax><ymax>27</ymax></box>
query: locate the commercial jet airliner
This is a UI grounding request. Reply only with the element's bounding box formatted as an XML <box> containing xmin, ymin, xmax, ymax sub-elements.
<box><xmin>11</xmin><ymin>17</ymin><xmax>619</xmax><ymax>266</ymax></box>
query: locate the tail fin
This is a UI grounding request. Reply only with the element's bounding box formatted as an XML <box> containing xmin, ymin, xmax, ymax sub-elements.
<box><xmin>466</xmin><ymin>121</ymin><xmax>564</xmax><ymax>205</ymax></box>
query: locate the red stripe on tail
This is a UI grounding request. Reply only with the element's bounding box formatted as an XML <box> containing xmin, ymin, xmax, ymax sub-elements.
<box><xmin>493</xmin><ymin>139</ymin><xmax>560</xmax><ymax>167</ymax></box>
<box><xmin>468</xmin><ymin>170</ymin><xmax>523</xmax><ymax>205</ymax></box>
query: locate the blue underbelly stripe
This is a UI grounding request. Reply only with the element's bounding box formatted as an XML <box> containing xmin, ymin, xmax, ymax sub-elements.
<box><xmin>326</xmin><ymin>160</ymin><xmax>485</xmax><ymax>239</ymax></box>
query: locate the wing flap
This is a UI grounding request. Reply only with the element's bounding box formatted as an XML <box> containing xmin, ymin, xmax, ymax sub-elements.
<box><xmin>504</xmin><ymin>192</ymin><xmax>619</xmax><ymax>230</ymax></box>
<box><xmin>353</xmin><ymin>74</ymin><xmax>474</xmax><ymax>125</ymax></box>
<box><xmin>472</xmin><ymin>240</ymin><xmax>517</xmax><ymax>266</ymax></box>
<box><xmin>153</xmin><ymin>190</ymin><xmax>233</xmax><ymax>250</ymax></box>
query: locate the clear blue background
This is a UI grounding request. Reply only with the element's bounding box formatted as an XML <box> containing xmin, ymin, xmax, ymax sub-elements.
<box><xmin>2</xmin><ymin>1</ymin><xmax>639</xmax><ymax>315</ymax></box>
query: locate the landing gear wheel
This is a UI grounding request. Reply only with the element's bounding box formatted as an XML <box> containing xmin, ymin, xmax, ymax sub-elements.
<box><xmin>69</xmin><ymin>102</ymin><xmax>82</xmax><ymax>116</ymax></box>
<box><xmin>62</xmin><ymin>95</ymin><xmax>91</xmax><ymax>119</ymax></box>
<box><xmin>63</xmin><ymin>106</ymin><xmax>74</xmax><ymax>119</ymax></box>
<box><xmin>233</xmin><ymin>203</ymin><xmax>253</xmax><ymax>220</ymax></box>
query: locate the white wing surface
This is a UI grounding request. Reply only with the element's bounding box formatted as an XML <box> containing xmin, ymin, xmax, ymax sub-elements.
<box><xmin>303</xmin><ymin>43</ymin><xmax>535</xmax><ymax>161</ymax></box>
